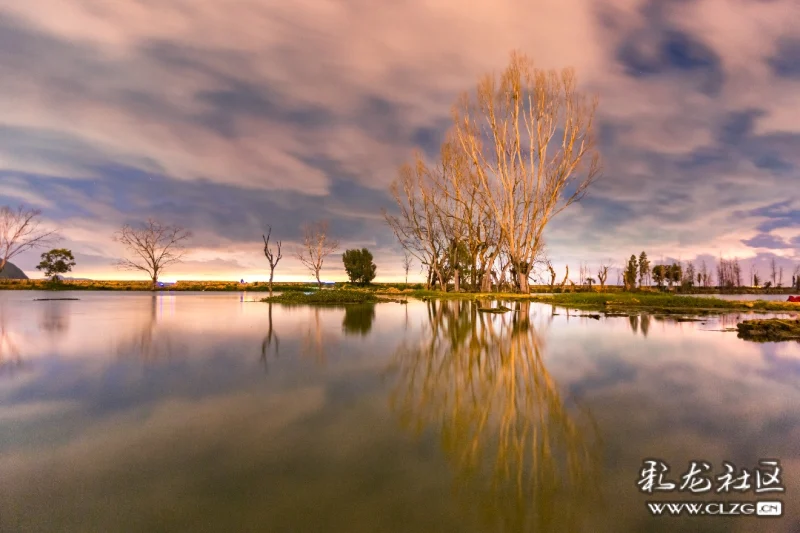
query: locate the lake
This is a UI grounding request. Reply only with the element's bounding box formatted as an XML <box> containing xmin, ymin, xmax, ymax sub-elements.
<box><xmin>1</xmin><ymin>291</ymin><xmax>798</xmax><ymax>532</ymax></box>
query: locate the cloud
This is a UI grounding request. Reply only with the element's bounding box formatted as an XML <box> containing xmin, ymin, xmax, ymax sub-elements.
<box><xmin>1</xmin><ymin>0</ymin><xmax>799</xmax><ymax>279</ymax></box>
<box><xmin>741</xmin><ymin>233</ymin><xmax>793</xmax><ymax>250</ymax></box>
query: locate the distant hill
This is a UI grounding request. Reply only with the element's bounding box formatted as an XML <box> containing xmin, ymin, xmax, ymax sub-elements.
<box><xmin>0</xmin><ymin>261</ymin><xmax>29</xmax><ymax>279</ymax></box>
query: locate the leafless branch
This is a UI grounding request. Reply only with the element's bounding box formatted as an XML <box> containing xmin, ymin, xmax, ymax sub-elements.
<box><xmin>263</xmin><ymin>226</ymin><xmax>283</xmax><ymax>296</ymax></box>
<box><xmin>0</xmin><ymin>205</ymin><xmax>59</xmax><ymax>272</ymax></box>
<box><xmin>296</xmin><ymin>220</ymin><xmax>339</xmax><ymax>288</ymax></box>
<box><xmin>113</xmin><ymin>219</ymin><xmax>191</xmax><ymax>289</ymax></box>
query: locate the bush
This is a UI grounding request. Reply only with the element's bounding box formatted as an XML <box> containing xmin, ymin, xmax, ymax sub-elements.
<box><xmin>342</xmin><ymin>248</ymin><xmax>377</xmax><ymax>285</ymax></box>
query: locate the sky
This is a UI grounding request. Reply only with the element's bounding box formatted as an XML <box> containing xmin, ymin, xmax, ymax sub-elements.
<box><xmin>0</xmin><ymin>0</ymin><xmax>799</xmax><ymax>283</ymax></box>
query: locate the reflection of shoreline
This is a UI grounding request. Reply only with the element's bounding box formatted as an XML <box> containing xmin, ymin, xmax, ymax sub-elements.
<box><xmin>390</xmin><ymin>300</ymin><xmax>603</xmax><ymax>532</ymax></box>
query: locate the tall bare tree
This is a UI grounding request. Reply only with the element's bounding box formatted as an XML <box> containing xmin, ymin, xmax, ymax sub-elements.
<box><xmin>262</xmin><ymin>226</ymin><xmax>283</xmax><ymax>297</ymax></box>
<box><xmin>297</xmin><ymin>220</ymin><xmax>339</xmax><ymax>289</ymax></box>
<box><xmin>452</xmin><ymin>51</ymin><xmax>601</xmax><ymax>293</ymax></box>
<box><xmin>114</xmin><ymin>219</ymin><xmax>191</xmax><ymax>290</ymax></box>
<box><xmin>384</xmin><ymin>156</ymin><xmax>448</xmax><ymax>290</ymax></box>
<box><xmin>0</xmin><ymin>205</ymin><xmax>58</xmax><ymax>273</ymax></box>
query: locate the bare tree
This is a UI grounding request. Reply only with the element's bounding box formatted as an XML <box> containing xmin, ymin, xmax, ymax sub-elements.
<box><xmin>114</xmin><ymin>219</ymin><xmax>191</xmax><ymax>290</ymax></box>
<box><xmin>402</xmin><ymin>251</ymin><xmax>413</xmax><ymax>285</ymax></box>
<box><xmin>770</xmin><ymin>257</ymin><xmax>778</xmax><ymax>287</ymax></box>
<box><xmin>0</xmin><ymin>205</ymin><xmax>58</xmax><ymax>273</ymax></box>
<box><xmin>579</xmin><ymin>262</ymin><xmax>588</xmax><ymax>286</ymax></box>
<box><xmin>384</xmin><ymin>157</ymin><xmax>448</xmax><ymax>291</ymax></box>
<box><xmin>453</xmin><ymin>51</ymin><xmax>601</xmax><ymax>293</ymax></box>
<box><xmin>597</xmin><ymin>259</ymin><xmax>614</xmax><ymax>290</ymax></box>
<box><xmin>559</xmin><ymin>265</ymin><xmax>570</xmax><ymax>291</ymax></box>
<box><xmin>546</xmin><ymin>260</ymin><xmax>557</xmax><ymax>292</ymax></box>
<box><xmin>262</xmin><ymin>226</ymin><xmax>283</xmax><ymax>297</ymax></box>
<box><xmin>297</xmin><ymin>220</ymin><xmax>339</xmax><ymax>289</ymax></box>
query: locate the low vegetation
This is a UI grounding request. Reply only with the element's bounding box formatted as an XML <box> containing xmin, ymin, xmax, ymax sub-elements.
<box><xmin>737</xmin><ymin>319</ymin><xmax>800</xmax><ymax>342</ymax></box>
<box><xmin>0</xmin><ymin>279</ymin><xmax>319</xmax><ymax>292</ymax></box>
<box><xmin>526</xmin><ymin>292</ymin><xmax>800</xmax><ymax>313</ymax></box>
<box><xmin>261</xmin><ymin>289</ymin><xmax>378</xmax><ymax>304</ymax></box>
<box><xmin>390</xmin><ymin>290</ymin><xmax>800</xmax><ymax>313</ymax></box>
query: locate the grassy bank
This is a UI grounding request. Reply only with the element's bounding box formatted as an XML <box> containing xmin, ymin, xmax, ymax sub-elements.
<box><xmin>261</xmin><ymin>290</ymin><xmax>379</xmax><ymax>304</ymax></box>
<box><xmin>526</xmin><ymin>292</ymin><xmax>800</xmax><ymax>313</ymax></box>
<box><xmin>398</xmin><ymin>290</ymin><xmax>800</xmax><ymax>313</ymax></box>
<box><xmin>737</xmin><ymin>319</ymin><xmax>800</xmax><ymax>342</ymax></box>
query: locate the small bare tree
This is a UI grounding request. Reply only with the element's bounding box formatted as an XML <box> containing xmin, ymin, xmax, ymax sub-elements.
<box><xmin>262</xmin><ymin>226</ymin><xmax>283</xmax><ymax>297</ymax></box>
<box><xmin>558</xmin><ymin>265</ymin><xmax>570</xmax><ymax>291</ymax></box>
<box><xmin>770</xmin><ymin>257</ymin><xmax>778</xmax><ymax>287</ymax></box>
<box><xmin>546</xmin><ymin>260</ymin><xmax>557</xmax><ymax>292</ymax></box>
<box><xmin>114</xmin><ymin>219</ymin><xmax>191</xmax><ymax>290</ymax></box>
<box><xmin>597</xmin><ymin>261</ymin><xmax>613</xmax><ymax>290</ymax></box>
<box><xmin>297</xmin><ymin>220</ymin><xmax>339</xmax><ymax>289</ymax></box>
<box><xmin>0</xmin><ymin>205</ymin><xmax>58</xmax><ymax>273</ymax></box>
<box><xmin>402</xmin><ymin>251</ymin><xmax>413</xmax><ymax>285</ymax></box>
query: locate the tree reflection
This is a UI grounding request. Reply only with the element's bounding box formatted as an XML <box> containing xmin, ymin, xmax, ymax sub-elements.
<box><xmin>342</xmin><ymin>304</ymin><xmax>375</xmax><ymax>337</ymax></box>
<box><xmin>38</xmin><ymin>300</ymin><xmax>70</xmax><ymax>339</ymax></box>
<box><xmin>640</xmin><ymin>314</ymin><xmax>650</xmax><ymax>337</ymax></box>
<box><xmin>0</xmin><ymin>303</ymin><xmax>23</xmax><ymax>374</ymax></box>
<box><xmin>260</xmin><ymin>302</ymin><xmax>280</xmax><ymax>373</ymax></box>
<box><xmin>117</xmin><ymin>294</ymin><xmax>175</xmax><ymax>360</ymax></box>
<box><xmin>302</xmin><ymin>307</ymin><xmax>329</xmax><ymax>364</ymax></box>
<box><xmin>389</xmin><ymin>300</ymin><xmax>602</xmax><ymax>532</ymax></box>
<box><xmin>628</xmin><ymin>314</ymin><xmax>639</xmax><ymax>335</ymax></box>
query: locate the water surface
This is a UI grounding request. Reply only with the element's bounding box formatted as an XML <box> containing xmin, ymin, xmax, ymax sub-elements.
<box><xmin>1</xmin><ymin>291</ymin><xmax>798</xmax><ymax>532</ymax></box>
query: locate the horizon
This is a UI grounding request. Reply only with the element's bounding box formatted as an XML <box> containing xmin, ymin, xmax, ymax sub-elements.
<box><xmin>1</xmin><ymin>0</ymin><xmax>798</xmax><ymax>283</ymax></box>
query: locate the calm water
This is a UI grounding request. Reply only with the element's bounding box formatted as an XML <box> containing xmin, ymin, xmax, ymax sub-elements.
<box><xmin>1</xmin><ymin>291</ymin><xmax>799</xmax><ymax>532</ymax></box>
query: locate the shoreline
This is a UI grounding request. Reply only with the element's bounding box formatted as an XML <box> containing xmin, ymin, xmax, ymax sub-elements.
<box><xmin>1</xmin><ymin>280</ymin><xmax>797</xmax><ymax>295</ymax></box>
<box><xmin>1</xmin><ymin>281</ymin><xmax>798</xmax><ymax>313</ymax></box>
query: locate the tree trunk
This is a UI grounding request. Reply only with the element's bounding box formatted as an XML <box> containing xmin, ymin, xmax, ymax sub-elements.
<box><xmin>518</xmin><ymin>270</ymin><xmax>530</xmax><ymax>294</ymax></box>
<box><xmin>315</xmin><ymin>271</ymin><xmax>322</xmax><ymax>289</ymax></box>
<box><xmin>151</xmin><ymin>275</ymin><xmax>157</xmax><ymax>291</ymax></box>
<box><xmin>499</xmin><ymin>261</ymin><xmax>511</xmax><ymax>292</ymax></box>
<box><xmin>269</xmin><ymin>268</ymin><xmax>275</xmax><ymax>297</ymax></box>
<box><xmin>453</xmin><ymin>268</ymin><xmax>460</xmax><ymax>292</ymax></box>
<box><xmin>435</xmin><ymin>266</ymin><xmax>447</xmax><ymax>292</ymax></box>
<box><xmin>481</xmin><ymin>269</ymin><xmax>492</xmax><ymax>293</ymax></box>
